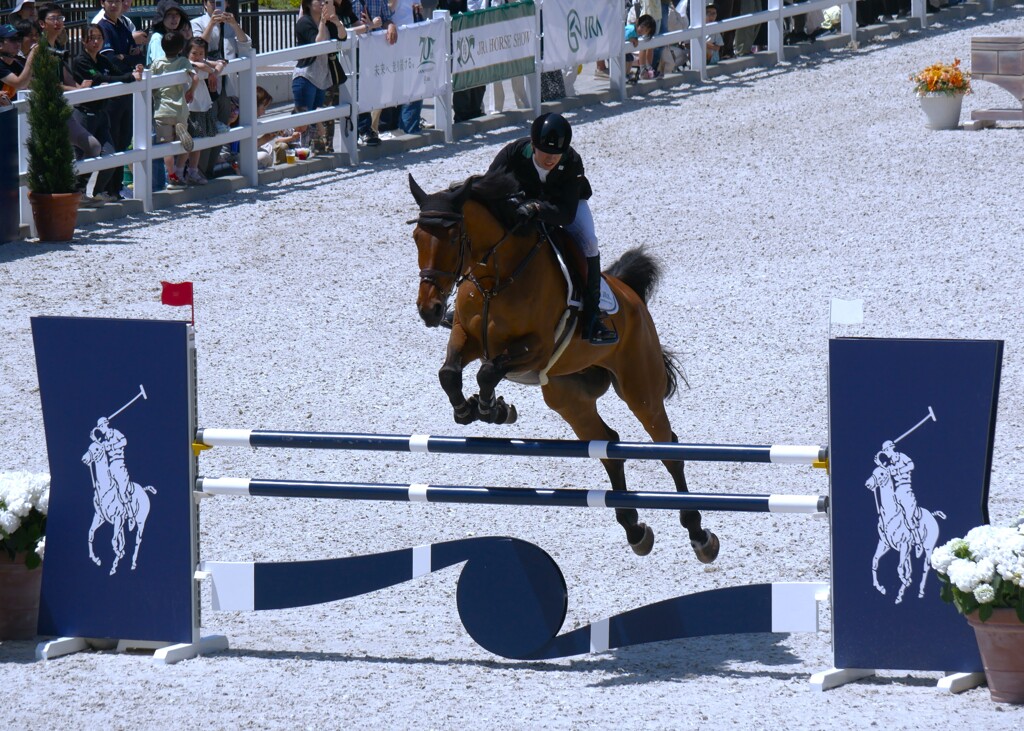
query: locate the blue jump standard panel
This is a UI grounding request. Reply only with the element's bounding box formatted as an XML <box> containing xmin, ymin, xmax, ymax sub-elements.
<box><xmin>829</xmin><ymin>337</ymin><xmax>1001</xmax><ymax>673</ymax></box>
<box><xmin>32</xmin><ymin>316</ymin><xmax>196</xmax><ymax>643</ymax></box>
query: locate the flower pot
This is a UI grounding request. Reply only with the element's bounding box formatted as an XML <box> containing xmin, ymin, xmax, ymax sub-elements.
<box><xmin>28</xmin><ymin>191</ymin><xmax>81</xmax><ymax>242</ymax></box>
<box><xmin>919</xmin><ymin>93</ymin><xmax>965</xmax><ymax>130</ymax></box>
<box><xmin>0</xmin><ymin>553</ymin><xmax>42</xmax><ymax>640</ymax></box>
<box><xmin>967</xmin><ymin>609</ymin><xmax>1024</xmax><ymax>703</ymax></box>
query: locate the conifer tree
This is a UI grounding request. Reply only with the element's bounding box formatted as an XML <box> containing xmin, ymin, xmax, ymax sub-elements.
<box><xmin>26</xmin><ymin>38</ymin><xmax>77</xmax><ymax>195</ymax></box>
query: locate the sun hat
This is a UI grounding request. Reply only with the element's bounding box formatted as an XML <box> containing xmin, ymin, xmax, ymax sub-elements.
<box><xmin>10</xmin><ymin>0</ymin><xmax>36</xmax><ymax>14</ymax></box>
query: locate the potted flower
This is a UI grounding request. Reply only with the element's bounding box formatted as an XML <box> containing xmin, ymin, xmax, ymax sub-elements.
<box><xmin>931</xmin><ymin>514</ymin><xmax>1024</xmax><ymax>703</ymax></box>
<box><xmin>0</xmin><ymin>471</ymin><xmax>48</xmax><ymax>640</ymax></box>
<box><xmin>910</xmin><ymin>58</ymin><xmax>972</xmax><ymax>130</ymax></box>
<box><xmin>25</xmin><ymin>37</ymin><xmax>80</xmax><ymax>241</ymax></box>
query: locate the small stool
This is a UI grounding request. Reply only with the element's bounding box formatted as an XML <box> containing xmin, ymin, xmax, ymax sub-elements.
<box><xmin>968</xmin><ymin>36</ymin><xmax>1024</xmax><ymax>129</ymax></box>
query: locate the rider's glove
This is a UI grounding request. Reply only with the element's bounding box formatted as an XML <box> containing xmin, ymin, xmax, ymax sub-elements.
<box><xmin>515</xmin><ymin>200</ymin><xmax>542</xmax><ymax>225</ymax></box>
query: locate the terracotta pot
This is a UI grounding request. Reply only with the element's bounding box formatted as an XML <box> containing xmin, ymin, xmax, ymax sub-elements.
<box><xmin>28</xmin><ymin>191</ymin><xmax>81</xmax><ymax>242</ymax></box>
<box><xmin>919</xmin><ymin>93</ymin><xmax>965</xmax><ymax>130</ymax></box>
<box><xmin>967</xmin><ymin>609</ymin><xmax>1024</xmax><ymax>703</ymax></box>
<box><xmin>0</xmin><ymin>552</ymin><xmax>42</xmax><ymax>640</ymax></box>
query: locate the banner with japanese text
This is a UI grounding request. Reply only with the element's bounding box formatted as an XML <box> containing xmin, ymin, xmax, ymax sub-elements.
<box><xmin>540</xmin><ymin>0</ymin><xmax>621</xmax><ymax>72</ymax></box>
<box><xmin>452</xmin><ymin>1</ymin><xmax>536</xmax><ymax>93</ymax></box>
<box><xmin>357</xmin><ymin>18</ymin><xmax>447</xmax><ymax>111</ymax></box>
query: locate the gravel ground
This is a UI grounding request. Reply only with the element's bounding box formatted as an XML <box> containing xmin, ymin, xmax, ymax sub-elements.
<box><xmin>3</xmin><ymin>7</ymin><xmax>1024</xmax><ymax>730</ymax></box>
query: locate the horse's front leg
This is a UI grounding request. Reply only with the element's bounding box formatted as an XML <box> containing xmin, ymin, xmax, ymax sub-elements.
<box><xmin>439</xmin><ymin>328</ymin><xmax>481</xmax><ymax>425</ymax></box>
<box><xmin>474</xmin><ymin>355</ymin><xmax>517</xmax><ymax>424</ymax></box>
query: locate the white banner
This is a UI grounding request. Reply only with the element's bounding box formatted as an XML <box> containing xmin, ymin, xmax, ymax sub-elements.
<box><xmin>541</xmin><ymin>0</ymin><xmax>622</xmax><ymax>71</ymax></box>
<box><xmin>357</xmin><ymin>18</ymin><xmax>447</xmax><ymax>111</ymax></box>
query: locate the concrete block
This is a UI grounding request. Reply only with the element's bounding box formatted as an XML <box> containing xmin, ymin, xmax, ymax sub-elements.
<box><xmin>972</xmin><ymin>49</ymin><xmax>999</xmax><ymax>74</ymax></box>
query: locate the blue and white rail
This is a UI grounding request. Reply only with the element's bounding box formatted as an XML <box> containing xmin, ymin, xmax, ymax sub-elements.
<box><xmin>195</xmin><ymin>429</ymin><xmax>828</xmax><ymax>465</ymax></box>
<box><xmin>196</xmin><ymin>478</ymin><xmax>828</xmax><ymax>514</ymax></box>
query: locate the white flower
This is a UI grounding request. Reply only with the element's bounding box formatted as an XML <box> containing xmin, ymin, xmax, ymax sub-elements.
<box><xmin>0</xmin><ymin>510</ymin><xmax>21</xmax><ymax>535</ymax></box>
<box><xmin>35</xmin><ymin>536</ymin><xmax>45</xmax><ymax>560</ymax></box>
<box><xmin>931</xmin><ymin>544</ymin><xmax>955</xmax><ymax>574</ymax></box>
<box><xmin>974</xmin><ymin>583</ymin><xmax>996</xmax><ymax>604</ymax></box>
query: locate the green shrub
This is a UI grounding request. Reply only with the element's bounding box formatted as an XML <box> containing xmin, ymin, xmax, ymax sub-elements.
<box><xmin>26</xmin><ymin>38</ymin><xmax>77</xmax><ymax>195</ymax></box>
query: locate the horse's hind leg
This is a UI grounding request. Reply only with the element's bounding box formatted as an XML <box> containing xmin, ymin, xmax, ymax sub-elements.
<box><xmin>542</xmin><ymin>373</ymin><xmax>654</xmax><ymax>555</ymax></box>
<box><xmin>615</xmin><ymin>367</ymin><xmax>717</xmax><ymax>563</ymax></box>
<box><xmin>88</xmin><ymin>513</ymin><xmax>104</xmax><ymax>566</ymax></box>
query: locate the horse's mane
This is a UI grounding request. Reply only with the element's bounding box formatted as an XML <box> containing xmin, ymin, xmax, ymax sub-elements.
<box><xmin>448</xmin><ymin>170</ymin><xmax>523</xmax><ymax>231</ymax></box>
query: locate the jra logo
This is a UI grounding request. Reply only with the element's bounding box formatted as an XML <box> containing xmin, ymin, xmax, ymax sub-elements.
<box><xmin>566</xmin><ymin>9</ymin><xmax>603</xmax><ymax>53</ymax></box>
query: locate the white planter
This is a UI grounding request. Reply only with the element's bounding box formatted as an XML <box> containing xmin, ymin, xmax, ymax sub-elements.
<box><xmin>919</xmin><ymin>93</ymin><xmax>965</xmax><ymax>130</ymax></box>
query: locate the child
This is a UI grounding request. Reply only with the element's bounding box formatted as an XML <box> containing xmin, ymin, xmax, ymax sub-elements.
<box><xmin>625</xmin><ymin>14</ymin><xmax>657</xmax><ymax>83</ymax></box>
<box><xmin>705</xmin><ymin>5</ymin><xmax>724</xmax><ymax>65</ymax></box>
<box><xmin>255</xmin><ymin>87</ymin><xmax>297</xmax><ymax>169</ymax></box>
<box><xmin>182</xmin><ymin>37</ymin><xmax>225</xmax><ymax>185</ymax></box>
<box><xmin>151</xmin><ymin>30</ymin><xmax>197</xmax><ymax>188</ymax></box>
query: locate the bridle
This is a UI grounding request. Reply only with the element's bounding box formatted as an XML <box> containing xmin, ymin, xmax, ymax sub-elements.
<box><xmin>412</xmin><ymin>210</ymin><xmax>469</xmax><ymax>303</ymax></box>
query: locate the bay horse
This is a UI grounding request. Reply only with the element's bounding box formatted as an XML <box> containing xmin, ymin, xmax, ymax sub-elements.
<box><xmin>408</xmin><ymin>170</ymin><xmax>719</xmax><ymax>562</ymax></box>
<box><xmin>82</xmin><ymin>439</ymin><xmax>156</xmax><ymax>575</ymax></box>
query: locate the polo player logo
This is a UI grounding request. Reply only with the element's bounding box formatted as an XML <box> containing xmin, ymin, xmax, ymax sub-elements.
<box><xmin>865</xmin><ymin>407</ymin><xmax>946</xmax><ymax>604</ymax></box>
<box><xmin>80</xmin><ymin>385</ymin><xmax>157</xmax><ymax>576</ymax></box>
<box><xmin>455</xmin><ymin>35</ymin><xmax>475</xmax><ymax>67</ymax></box>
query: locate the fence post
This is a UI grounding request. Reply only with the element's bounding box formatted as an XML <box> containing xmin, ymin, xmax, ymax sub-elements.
<box><xmin>18</xmin><ymin>91</ymin><xmax>34</xmax><ymax>237</ymax></box>
<box><xmin>691</xmin><ymin>0</ymin><xmax>707</xmax><ymax>83</ymax></box>
<box><xmin>530</xmin><ymin>2</ymin><xmax>542</xmax><ymax>116</ymax></box>
<box><xmin>609</xmin><ymin>0</ymin><xmax>627</xmax><ymax>102</ymax></box>
<box><xmin>911</xmin><ymin>0</ymin><xmax>928</xmax><ymax>29</ymax></box>
<box><xmin>237</xmin><ymin>48</ymin><xmax>259</xmax><ymax>186</ymax></box>
<box><xmin>339</xmin><ymin>38</ymin><xmax>358</xmax><ymax>165</ymax></box>
<box><xmin>435</xmin><ymin>10</ymin><xmax>454</xmax><ymax>143</ymax></box>
<box><xmin>768</xmin><ymin>0</ymin><xmax>784</xmax><ymax>62</ymax></box>
<box><xmin>841</xmin><ymin>0</ymin><xmax>858</xmax><ymax>44</ymax></box>
<box><xmin>133</xmin><ymin>71</ymin><xmax>153</xmax><ymax>212</ymax></box>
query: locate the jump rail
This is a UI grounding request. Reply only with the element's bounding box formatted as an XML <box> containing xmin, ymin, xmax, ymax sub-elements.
<box><xmin>195</xmin><ymin>429</ymin><xmax>828</xmax><ymax>466</ymax></box>
<box><xmin>197</xmin><ymin>477</ymin><xmax>828</xmax><ymax>514</ymax></box>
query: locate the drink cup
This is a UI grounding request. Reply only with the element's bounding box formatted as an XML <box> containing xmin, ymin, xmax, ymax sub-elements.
<box><xmin>286</xmin><ymin>149</ymin><xmax>296</xmax><ymax>164</ymax></box>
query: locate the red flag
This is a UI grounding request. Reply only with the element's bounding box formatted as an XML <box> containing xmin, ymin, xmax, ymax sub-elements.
<box><xmin>160</xmin><ymin>281</ymin><xmax>193</xmax><ymax>307</ymax></box>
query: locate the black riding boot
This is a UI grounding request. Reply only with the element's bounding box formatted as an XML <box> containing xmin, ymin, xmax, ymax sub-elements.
<box><xmin>581</xmin><ymin>255</ymin><xmax>618</xmax><ymax>345</ymax></box>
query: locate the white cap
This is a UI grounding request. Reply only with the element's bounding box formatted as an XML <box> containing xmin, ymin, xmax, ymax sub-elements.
<box><xmin>12</xmin><ymin>0</ymin><xmax>36</xmax><ymax>13</ymax></box>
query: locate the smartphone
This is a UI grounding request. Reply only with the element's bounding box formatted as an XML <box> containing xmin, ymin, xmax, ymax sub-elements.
<box><xmin>215</xmin><ymin>0</ymin><xmax>225</xmax><ymax>12</ymax></box>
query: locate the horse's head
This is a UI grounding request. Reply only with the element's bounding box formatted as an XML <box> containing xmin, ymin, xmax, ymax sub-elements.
<box><xmin>409</xmin><ymin>173</ymin><xmax>474</xmax><ymax>327</ymax></box>
<box><xmin>82</xmin><ymin>439</ymin><xmax>104</xmax><ymax>466</ymax></box>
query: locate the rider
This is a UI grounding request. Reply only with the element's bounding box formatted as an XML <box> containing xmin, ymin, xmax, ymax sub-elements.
<box><xmin>881</xmin><ymin>440</ymin><xmax>922</xmax><ymax>547</ymax></box>
<box><xmin>486</xmin><ymin>113</ymin><xmax>618</xmax><ymax>346</ymax></box>
<box><xmin>93</xmin><ymin>416</ymin><xmax>134</xmax><ymax>508</ymax></box>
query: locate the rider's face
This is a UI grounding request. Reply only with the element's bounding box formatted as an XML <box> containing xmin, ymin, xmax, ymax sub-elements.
<box><xmin>533</xmin><ymin>149</ymin><xmax>562</xmax><ymax>171</ymax></box>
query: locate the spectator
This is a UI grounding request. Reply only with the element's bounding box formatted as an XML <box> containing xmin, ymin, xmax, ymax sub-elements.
<box><xmin>98</xmin><ymin>0</ymin><xmax>144</xmax><ymax>199</ymax></box>
<box><xmin>182</xmin><ymin>36</ymin><xmax>224</xmax><ymax>185</ymax></box>
<box><xmin>389</xmin><ymin>0</ymin><xmax>426</xmax><ymax>135</ymax></box>
<box><xmin>353</xmin><ymin>0</ymin><xmax>397</xmax><ymax>145</ymax></box>
<box><xmin>625</xmin><ymin>13</ymin><xmax>657</xmax><ymax>83</ymax></box>
<box><xmin>322</xmin><ymin>0</ymin><xmax>374</xmax><ymax>152</ymax></box>
<box><xmin>483</xmin><ymin>0</ymin><xmax>527</xmax><ymax>116</ymax></box>
<box><xmin>629</xmin><ymin>0</ymin><xmax>661</xmax><ymax>79</ymax></box>
<box><xmin>151</xmin><ymin>30</ymin><xmax>198</xmax><ymax>188</ymax></box>
<box><xmin>254</xmin><ymin>86</ymin><xmax>301</xmax><ymax>168</ymax></box>
<box><xmin>8</xmin><ymin>0</ymin><xmax>36</xmax><ymax>23</ymax></box>
<box><xmin>73</xmin><ymin>23</ymin><xmax>142</xmax><ymax>203</ymax></box>
<box><xmin>293</xmin><ymin>0</ymin><xmax>349</xmax><ymax>150</ymax></box>
<box><xmin>14</xmin><ymin>19</ymin><xmax>38</xmax><ymax>54</ymax></box>
<box><xmin>0</xmin><ymin>23</ymin><xmax>37</xmax><ymax>100</ymax></box>
<box><xmin>94</xmin><ymin>0</ymin><xmax>148</xmax><ymax>48</ymax></box>
<box><xmin>732</xmin><ymin>0</ymin><xmax>761</xmax><ymax>56</ymax></box>
<box><xmin>147</xmin><ymin>0</ymin><xmax>191</xmax><ymax>66</ymax></box>
<box><xmin>447</xmin><ymin>0</ymin><xmax>485</xmax><ymax>122</ymax></box>
<box><xmin>705</xmin><ymin>4</ymin><xmax>723</xmax><ymax>64</ymax></box>
<box><xmin>191</xmin><ymin>0</ymin><xmax>251</xmax><ymax>125</ymax></box>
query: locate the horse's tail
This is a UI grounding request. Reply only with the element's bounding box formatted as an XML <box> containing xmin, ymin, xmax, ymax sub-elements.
<box><xmin>606</xmin><ymin>246</ymin><xmax>660</xmax><ymax>303</ymax></box>
<box><xmin>932</xmin><ymin>510</ymin><xmax>946</xmax><ymax>520</ymax></box>
<box><xmin>606</xmin><ymin>247</ymin><xmax>688</xmax><ymax>398</ymax></box>
<box><xmin>142</xmin><ymin>485</ymin><xmax>157</xmax><ymax>494</ymax></box>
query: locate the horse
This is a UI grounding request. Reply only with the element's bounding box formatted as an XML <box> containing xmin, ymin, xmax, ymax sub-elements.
<box><xmin>81</xmin><ymin>440</ymin><xmax>156</xmax><ymax>575</ymax></box>
<box><xmin>407</xmin><ymin>170</ymin><xmax>719</xmax><ymax>563</ymax></box>
<box><xmin>866</xmin><ymin>456</ymin><xmax>945</xmax><ymax>603</ymax></box>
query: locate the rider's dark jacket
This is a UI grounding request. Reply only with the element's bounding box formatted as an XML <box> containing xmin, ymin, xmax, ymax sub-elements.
<box><xmin>487</xmin><ymin>137</ymin><xmax>593</xmax><ymax>227</ymax></box>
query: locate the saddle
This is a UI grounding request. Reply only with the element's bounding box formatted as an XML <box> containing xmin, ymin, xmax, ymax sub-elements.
<box><xmin>540</xmin><ymin>224</ymin><xmax>619</xmax><ymax>316</ymax></box>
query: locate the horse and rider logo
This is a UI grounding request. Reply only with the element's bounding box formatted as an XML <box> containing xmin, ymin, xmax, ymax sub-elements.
<box><xmin>80</xmin><ymin>385</ymin><xmax>157</xmax><ymax>576</ymax></box>
<box><xmin>865</xmin><ymin>406</ymin><xmax>946</xmax><ymax>604</ymax></box>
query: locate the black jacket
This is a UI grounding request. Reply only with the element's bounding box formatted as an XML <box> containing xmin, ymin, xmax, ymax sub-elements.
<box><xmin>487</xmin><ymin>137</ymin><xmax>593</xmax><ymax>227</ymax></box>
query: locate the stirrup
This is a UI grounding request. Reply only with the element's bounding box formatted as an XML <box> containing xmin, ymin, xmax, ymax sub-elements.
<box><xmin>586</xmin><ymin>317</ymin><xmax>618</xmax><ymax>346</ymax></box>
<box><xmin>440</xmin><ymin>307</ymin><xmax>454</xmax><ymax>330</ymax></box>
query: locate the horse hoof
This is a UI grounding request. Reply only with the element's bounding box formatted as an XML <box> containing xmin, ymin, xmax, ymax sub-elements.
<box><xmin>495</xmin><ymin>397</ymin><xmax>517</xmax><ymax>425</ymax></box>
<box><xmin>691</xmin><ymin>531</ymin><xmax>720</xmax><ymax>564</ymax></box>
<box><xmin>454</xmin><ymin>398</ymin><xmax>477</xmax><ymax>425</ymax></box>
<box><xmin>109</xmin><ymin>567</ymin><xmax>117</xmax><ymax>576</ymax></box>
<box><xmin>91</xmin><ymin>557</ymin><xmax>101</xmax><ymax>567</ymax></box>
<box><xmin>629</xmin><ymin>523</ymin><xmax>655</xmax><ymax>556</ymax></box>
<box><xmin>875</xmin><ymin>585</ymin><xmax>886</xmax><ymax>596</ymax></box>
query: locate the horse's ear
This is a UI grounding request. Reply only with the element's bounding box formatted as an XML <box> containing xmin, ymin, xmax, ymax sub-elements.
<box><xmin>409</xmin><ymin>174</ymin><xmax>427</xmax><ymax>207</ymax></box>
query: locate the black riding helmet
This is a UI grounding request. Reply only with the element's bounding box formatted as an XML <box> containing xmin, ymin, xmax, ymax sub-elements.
<box><xmin>530</xmin><ymin>113</ymin><xmax>572</xmax><ymax>155</ymax></box>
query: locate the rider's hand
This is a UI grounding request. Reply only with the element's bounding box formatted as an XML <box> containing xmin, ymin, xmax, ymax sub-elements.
<box><xmin>515</xmin><ymin>200</ymin><xmax>541</xmax><ymax>224</ymax></box>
